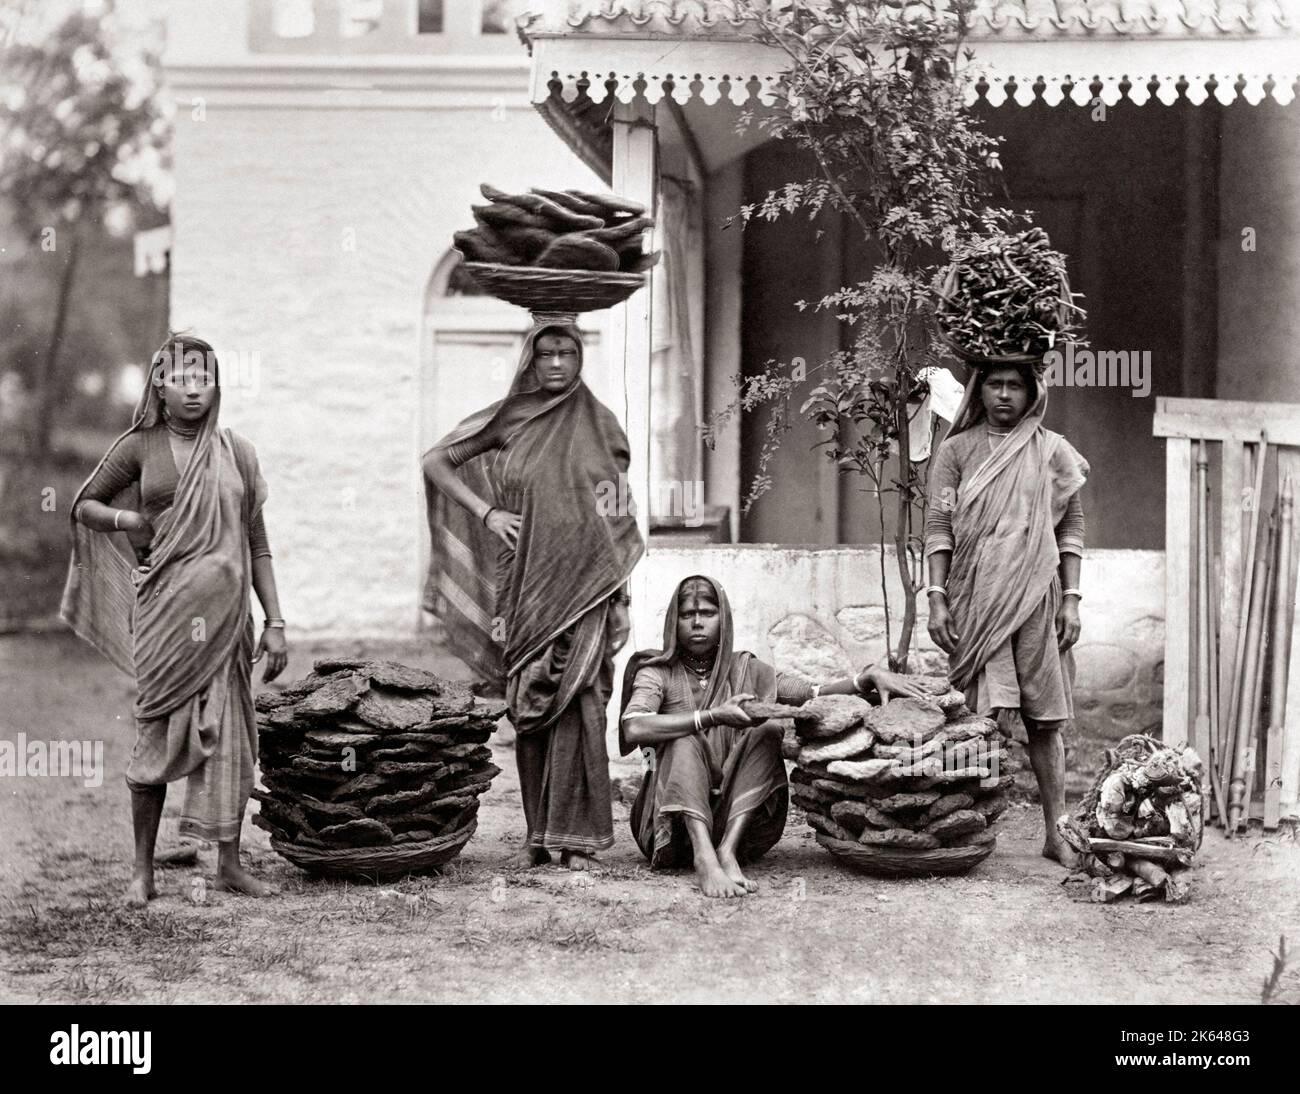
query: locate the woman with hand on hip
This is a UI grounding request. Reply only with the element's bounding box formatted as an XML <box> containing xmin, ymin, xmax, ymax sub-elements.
<box><xmin>422</xmin><ymin>317</ymin><xmax>643</xmax><ymax>871</ymax></box>
<box><xmin>63</xmin><ymin>334</ymin><xmax>287</xmax><ymax>905</ymax></box>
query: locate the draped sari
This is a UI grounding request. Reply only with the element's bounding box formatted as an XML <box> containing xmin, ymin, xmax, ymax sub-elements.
<box><xmin>619</xmin><ymin>576</ymin><xmax>790</xmax><ymax>867</ymax></box>
<box><xmin>61</xmin><ymin>349</ymin><xmax>267</xmax><ymax>841</ymax></box>
<box><xmin>927</xmin><ymin>371</ymin><xmax>1089</xmax><ymax>720</ymax></box>
<box><xmin>423</xmin><ymin>320</ymin><xmax>644</xmax><ymax>852</ymax></box>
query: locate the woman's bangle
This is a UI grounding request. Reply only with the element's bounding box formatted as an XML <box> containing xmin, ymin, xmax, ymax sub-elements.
<box><xmin>693</xmin><ymin>710</ymin><xmax>703</xmax><ymax>731</ymax></box>
<box><xmin>1062</xmin><ymin>588</ymin><xmax>1082</xmax><ymax>600</ymax></box>
<box><xmin>481</xmin><ymin>506</ymin><xmax>496</xmax><ymax>527</ymax></box>
<box><xmin>113</xmin><ymin>509</ymin><xmax>123</xmax><ymax>531</ymax></box>
<box><xmin>264</xmin><ymin>618</ymin><xmax>286</xmax><ymax>629</ymax></box>
<box><xmin>925</xmin><ymin>585</ymin><xmax>947</xmax><ymax>598</ymax></box>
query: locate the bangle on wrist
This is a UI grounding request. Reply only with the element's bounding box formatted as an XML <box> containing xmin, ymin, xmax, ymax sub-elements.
<box><xmin>264</xmin><ymin>618</ymin><xmax>285</xmax><ymax>628</ymax></box>
<box><xmin>1062</xmin><ymin>588</ymin><xmax>1082</xmax><ymax>600</ymax></box>
<box><xmin>693</xmin><ymin>710</ymin><xmax>702</xmax><ymax>732</ymax></box>
<box><xmin>113</xmin><ymin>509</ymin><xmax>123</xmax><ymax>531</ymax></box>
<box><xmin>481</xmin><ymin>506</ymin><xmax>496</xmax><ymax>527</ymax></box>
<box><xmin>925</xmin><ymin>585</ymin><xmax>947</xmax><ymax>598</ymax></box>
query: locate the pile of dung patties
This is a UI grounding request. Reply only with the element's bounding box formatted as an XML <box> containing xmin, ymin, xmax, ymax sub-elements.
<box><xmin>454</xmin><ymin>184</ymin><xmax>657</xmax><ymax>273</ymax></box>
<box><xmin>252</xmin><ymin>659</ymin><xmax>503</xmax><ymax>852</ymax></box>
<box><xmin>761</xmin><ymin>678</ymin><xmax>1013</xmax><ymax>861</ymax></box>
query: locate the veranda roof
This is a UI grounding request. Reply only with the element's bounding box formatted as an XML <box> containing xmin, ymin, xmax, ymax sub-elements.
<box><xmin>521</xmin><ymin>0</ymin><xmax>1299</xmax><ymax>110</ymax></box>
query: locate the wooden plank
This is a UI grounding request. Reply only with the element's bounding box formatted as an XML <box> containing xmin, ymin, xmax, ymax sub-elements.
<box><xmin>1279</xmin><ymin>449</ymin><xmax>1300</xmax><ymax>818</ymax></box>
<box><xmin>1218</xmin><ymin>438</ymin><xmax>1245</xmax><ymax>735</ymax></box>
<box><xmin>1226</xmin><ymin>437</ymin><xmax>1269</xmax><ymax>780</ymax></box>
<box><xmin>1193</xmin><ymin>441</ymin><xmax>1212</xmax><ymax>762</ymax></box>
<box><xmin>1164</xmin><ymin>437</ymin><xmax>1193</xmax><ymax>747</ymax></box>
<box><xmin>1153</xmin><ymin>397</ymin><xmax>1300</xmax><ymax>446</ymax></box>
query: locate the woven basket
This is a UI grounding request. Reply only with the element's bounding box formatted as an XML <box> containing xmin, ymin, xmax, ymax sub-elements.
<box><xmin>937</xmin><ymin>261</ymin><xmax>1071</xmax><ymax>367</ymax></box>
<box><xmin>271</xmin><ymin>817</ymin><xmax>478</xmax><ymax>882</ymax></box>
<box><xmin>815</xmin><ymin>832</ymin><xmax>996</xmax><ymax>877</ymax></box>
<box><xmin>461</xmin><ymin>262</ymin><xmax>647</xmax><ymax>313</ymax></box>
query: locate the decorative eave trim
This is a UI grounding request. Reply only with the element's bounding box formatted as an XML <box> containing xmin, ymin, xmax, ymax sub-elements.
<box><xmin>528</xmin><ymin>35</ymin><xmax>1300</xmax><ymax>106</ymax></box>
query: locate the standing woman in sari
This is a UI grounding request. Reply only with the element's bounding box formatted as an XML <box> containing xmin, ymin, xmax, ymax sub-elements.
<box><xmin>924</xmin><ymin>361</ymin><xmax>1089</xmax><ymax>866</ymax></box>
<box><xmin>63</xmin><ymin>334</ymin><xmax>287</xmax><ymax>905</ymax></box>
<box><xmin>422</xmin><ymin>318</ymin><xmax>643</xmax><ymax>870</ymax></box>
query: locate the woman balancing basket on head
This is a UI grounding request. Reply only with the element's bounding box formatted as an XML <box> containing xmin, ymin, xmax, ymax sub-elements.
<box><xmin>421</xmin><ymin>317</ymin><xmax>643</xmax><ymax>871</ymax></box>
<box><xmin>62</xmin><ymin>334</ymin><xmax>288</xmax><ymax>905</ymax></box>
<box><xmin>928</xmin><ymin>228</ymin><xmax>1090</xmax><ymax>868</ymax></box>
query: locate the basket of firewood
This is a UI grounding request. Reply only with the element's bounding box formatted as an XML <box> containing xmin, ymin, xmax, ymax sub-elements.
<box><xmin>936</xmin><ymin>226</ymin><xmax>1085</xmax><ymax>365</ymax></box>
<box><xmin>1057</xmin><ymin>735</ymin><xmax>1205</xmax><ymax>904</ymax></box>
<box><xmin>454</xmin><ymin>184</ymin><xmax>659</xmax><ymax>313</ymax></box>
<box><xmin>774</xmin><ymin>677</ymin><xmax>1014</xmax><ymax>877</ymax></box>
<box><xmin>252</xmin><ymin>659</ymin><xmax>503</xmax><ymax>882</ymax></box>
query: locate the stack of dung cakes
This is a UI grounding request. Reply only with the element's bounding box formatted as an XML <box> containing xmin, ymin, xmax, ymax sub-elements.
<box><xmin>253</xmin><ymin>659</ymin><xmax>503</xmax><ymax>881</ymax></box>
<box><xmin>770</xmin><ymin>678</ymin><xmax>1013</xmax><ymax>877</ymax></box>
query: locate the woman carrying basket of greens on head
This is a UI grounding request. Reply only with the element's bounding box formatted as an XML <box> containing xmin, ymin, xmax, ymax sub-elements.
<box><xmin>62</xmin><ymin>334</ymin><xmax>288</xmax><ymax>905</ymax></box>
<box><xmin>924</xmin><ymin>359</ymin><xmax>1089</xmax><ymax>868</ymax></box>
<box><xmin>422</xmin><ymin>317</ymin><xmax>643</xmax><ymax>871</ymax></box>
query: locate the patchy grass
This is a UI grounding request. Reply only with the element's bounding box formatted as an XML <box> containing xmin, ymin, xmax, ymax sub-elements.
<box><xmin>3</xmin><ymin>631</ymin><xmax>1299</xmax><ymax>1004</ymax></box>
<box><xmin>50</xmin><ymin>960</ymin><xmax>136</xmax><ymax>1003</ymax></box>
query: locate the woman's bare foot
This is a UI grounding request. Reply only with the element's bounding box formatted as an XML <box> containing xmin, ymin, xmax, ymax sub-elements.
<box><xmin>124</xmin><ymin>873</ymin><xmax>156</xmax><ymax>907</ymax></box>
<box><xmin>1042</xmin><ymin>834</ymin><xmax>1082</xmax><ymax>870</ymax></box>
<box><xmin>717</xmin><ymin>848</ymin><xmax>758</xmax><ymax>893</ymax></box>
<box><xmin>213</xmin><ymin>864</ymin><xmax>276</xmax><ymax>896</ymax></box>
<box><xmin>694</xmin><ymin>857</ymin><xmax>747</xmax><ymax>898</ymax></box>
<box><xmin>504</xmin><ymin>845</ymin><xmax>551</xmax><ymax>870</ymax></box>
<box><xmin>560</xmin><ymin>850</ymin><xmax>599</xmax><ymax>872</ymax></box>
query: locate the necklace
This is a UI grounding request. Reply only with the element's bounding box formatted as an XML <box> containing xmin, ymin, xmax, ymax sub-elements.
<box><xmin>985</xmin><ymin>426</ymin><xmax>1011</xmax><ymax>455</ymax></box>
<box><xmin>162</xmin><ymin>409</ymin><xmax>201</xmax><ymax>439</ymax></box>
<box><xmin>680</xmin><ymin>650</ymin><xmax>714</xmax><ymax>680</ymax></box>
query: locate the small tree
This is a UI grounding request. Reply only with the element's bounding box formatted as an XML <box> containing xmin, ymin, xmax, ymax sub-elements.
<box><xmin>0</xmin><ymin>1</ymin><xmax>169</xmax><ymax>458</ymax></box>
<box><xmin>707</xmin><ymin>0</ymin><xmax>1024</xmax><ymax>670</ymax></box>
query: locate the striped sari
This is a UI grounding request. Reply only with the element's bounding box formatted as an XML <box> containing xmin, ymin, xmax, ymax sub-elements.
<box><xmin>423</xmin><ymin>320</ymin><xmax>643</xmax><ymax>852</ymax></box>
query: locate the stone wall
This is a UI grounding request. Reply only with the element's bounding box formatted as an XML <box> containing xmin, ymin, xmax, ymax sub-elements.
<box><xmin>635</xmin><ymin>545</ymin><xmax>1167</xmax><ymax>749</ymax></box>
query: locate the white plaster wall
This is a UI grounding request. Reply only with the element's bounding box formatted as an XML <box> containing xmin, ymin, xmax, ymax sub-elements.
<box><xmin>637</xmin><ymin>545</ymin><xmax>1167</xmax><ymax>744</ymax></box>
<box><xmin>168</xmin><ymin>98</ymin><xmax>603</xmax><ymax>634</ymax></box>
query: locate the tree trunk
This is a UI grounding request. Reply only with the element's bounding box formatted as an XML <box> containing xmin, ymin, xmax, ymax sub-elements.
<box><xmin>892</xmin><ymin>364</ymin><xmax>915</xmax><ymax>671</ymax></box>
<box><xmin>31</xmin><ymin>222</ymin><xmax>80</xmax><ymax>460</ymax></box>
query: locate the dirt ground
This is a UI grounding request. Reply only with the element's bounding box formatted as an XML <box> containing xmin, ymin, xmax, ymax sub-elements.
<box><xmin>2</xmin><ymin>631</ymin><xmax>1298</xmax><ymax>1005</ymax></box>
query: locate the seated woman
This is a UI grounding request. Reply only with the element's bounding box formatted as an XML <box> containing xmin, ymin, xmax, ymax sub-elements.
<box><xmin>619</xmin><ymin>575</ymin><xmax>927</xmax><ymax>899</ymax></box>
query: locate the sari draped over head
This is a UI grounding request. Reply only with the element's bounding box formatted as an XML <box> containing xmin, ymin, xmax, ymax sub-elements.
<box><xmin>61</xmin><ymin>343</ymin><xmax>267</xmax><ymax>720</ymax></box>
<box><xmin>60</xmin><ymin>338</ymin><xmax>267</xmax><ymax>841</ymax></box>
<box><xmin>619</xmin><ymin>576</ymin><xmax>784</xmax><ymax>865</ymax></box>
<box><xmin>618</xmin><ymin>576</ymin><xmax>776</xmax><ymax>757</ymax></box>
<box><xmin>423</xmin><ymin>319</ymin><xmax>643</xmax><ymax>853</ymax></box>
<box><xmin>940</xmin><ymin>369</ymin><xmax>1089</xmax><ymax>694</ymax></box>
<box><xmin>422</xmin><ymin>318</ymin><xmax>644</xmax><ymax>696</ymax></box>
